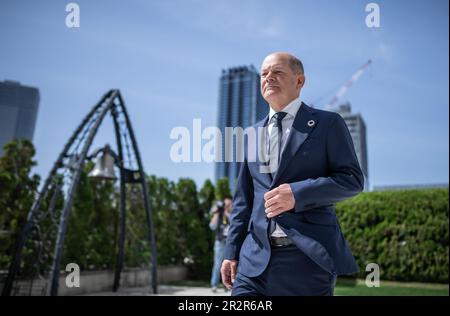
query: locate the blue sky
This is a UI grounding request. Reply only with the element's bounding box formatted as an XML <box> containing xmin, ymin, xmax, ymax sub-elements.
<box><xmin>0</xmin><ymin>0</ymin><xmax>448</xmax><ymax>190</ymax></box>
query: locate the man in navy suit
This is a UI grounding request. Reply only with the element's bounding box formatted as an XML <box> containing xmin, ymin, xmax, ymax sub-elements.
<box><xmin>220</xmin><ymin>52</ymin><xmax>364</xmax><ymax>296</ymax></box>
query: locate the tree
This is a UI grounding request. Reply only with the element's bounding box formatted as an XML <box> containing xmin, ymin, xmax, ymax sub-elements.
<box><xmin>175</xmin><ymin>178</ymin><xmax>211</xmax><ymax>279</ymax></box>
<box><xmin>198</xmin><ymin>179</ymin><xmax>216</xmax><ymax>273</ymax></box>
<box><xmin>198</xmin><ymin>179</ymin><xmax>215</xmax><ymax>216</ymax></box>
<box><xmin>0</xmin><ymin>139</ymin><xmax>40</xmax><ymax>269</ymax></box>
<box><xmin>63</xmin><ymin>161</ymin><xmax>118</xmax><ymax>270</ymax></box>
<box><xmin>146</xmin><ymin>175</ymin><xmax>179</xmax><ymax>265</ymax></box>
<box><xmin>215</xmin><ymin>177</ymin><xmax>232</xmax><ymax>201</ymax></box>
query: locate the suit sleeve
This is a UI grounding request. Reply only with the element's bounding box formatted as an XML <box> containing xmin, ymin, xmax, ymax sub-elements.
<box><xmin>223</xmin><ymin>157</ymin><xmax>254</xmax><ymax>260</ymax></box>
<box><xmin>289</xmin><ymin>114</ymin><xmax>364</xmax><ymax>212</ymax></box>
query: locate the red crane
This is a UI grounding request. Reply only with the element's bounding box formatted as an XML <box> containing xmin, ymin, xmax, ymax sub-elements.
<box><xmin>324</xmin><ymin>59</ymin><xmax>372</xmax><ymax>111</ymax></box>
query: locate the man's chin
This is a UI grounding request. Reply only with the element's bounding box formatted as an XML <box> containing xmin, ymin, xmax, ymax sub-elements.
<box><xmin>264</xmin><ymin>88</ymin><xmax>278</xmax><ymax>95</ymax></box>
<box><xmin>263</xmin><ymin>92</ymin><xmax>279</xmax><ymax>103</ymax></box>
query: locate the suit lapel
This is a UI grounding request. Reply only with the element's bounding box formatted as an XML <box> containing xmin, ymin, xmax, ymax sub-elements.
<box><xmin>271</xmin><ymin>102</ymin><xmax>318</xmax><ymax>187</ymax></box>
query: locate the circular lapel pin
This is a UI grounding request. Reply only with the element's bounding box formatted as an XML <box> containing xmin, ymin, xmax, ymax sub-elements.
<box><xmin>307</xmin><ymin>120</ymin><xmax>315</xmax><ymax>127</ymax></box>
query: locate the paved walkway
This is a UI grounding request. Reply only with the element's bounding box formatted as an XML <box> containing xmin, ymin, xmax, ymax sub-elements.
<box><xmin>83</xmin><ymin>285</ymin><xmax>231</xmax><ymax>296</ymax></box>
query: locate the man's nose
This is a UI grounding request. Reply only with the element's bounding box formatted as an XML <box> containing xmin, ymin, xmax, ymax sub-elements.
<box><xmin>266</xmin><ymin>74</ymin><xmax>275</xmax><ymax>83</ymax></box>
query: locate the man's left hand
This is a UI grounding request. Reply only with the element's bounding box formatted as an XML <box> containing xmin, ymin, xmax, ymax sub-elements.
<box><xmin>264</xmin><ymin>183</ymin><xmax>295</xmax><ymax>218</ymax></box>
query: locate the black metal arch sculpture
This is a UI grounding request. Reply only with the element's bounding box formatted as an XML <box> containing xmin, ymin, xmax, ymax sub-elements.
<box><xmin>2</xmin><ymin>90</ymin><xmax>157</xmax><ymax>296</ymax></box>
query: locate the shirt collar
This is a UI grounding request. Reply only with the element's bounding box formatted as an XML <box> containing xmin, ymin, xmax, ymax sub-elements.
<box><xmin>268</xmin><ymin>96</ymin><xmax>302</xmax><ymax>122</ymax></box>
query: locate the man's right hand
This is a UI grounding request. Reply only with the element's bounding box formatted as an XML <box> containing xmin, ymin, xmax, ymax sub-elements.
<box><xmin>221</xmin><ymin>259</ymin><xmax>238</xmax><ymax>290</ymax></box>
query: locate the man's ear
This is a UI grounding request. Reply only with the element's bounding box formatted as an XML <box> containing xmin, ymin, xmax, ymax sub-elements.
<box><xmin>297</xmin><ymin>74</ymin><xmax>305</xmax><ymax>88</ymax></box>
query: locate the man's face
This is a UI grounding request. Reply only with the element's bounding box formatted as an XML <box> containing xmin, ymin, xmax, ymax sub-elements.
<box><xmin>260</xmin><ymin>53</ymin><xmax>305</xmax><ymax>109</ymax></box>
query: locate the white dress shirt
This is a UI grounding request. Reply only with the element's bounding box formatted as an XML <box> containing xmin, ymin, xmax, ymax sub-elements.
<box><xmin>267</xmin><ymin>96</ymin><xmax>302</xmax><ymax>237</ymax></box>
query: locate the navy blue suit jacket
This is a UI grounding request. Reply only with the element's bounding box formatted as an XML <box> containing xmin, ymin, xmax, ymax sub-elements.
<box><xmin>223</xmin><ymin>102</ymin><xmax>364</xmax><ymax>277</ymax></box>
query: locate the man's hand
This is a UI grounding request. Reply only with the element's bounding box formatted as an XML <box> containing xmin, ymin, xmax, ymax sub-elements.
<box><xmin>264</xmin><ymin>183</ymin><xmax>295</xmax><ymax>218</ymax></box>
<box><xmin>221</xmin><ymin>259</ymin><xmax>238</xmax><ymax>290</ymax></box>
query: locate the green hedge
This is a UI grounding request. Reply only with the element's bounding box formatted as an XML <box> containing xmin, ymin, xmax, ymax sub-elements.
<box><xmin>336</xmin><ymin>188</ymin><xmax>449</xmax><ymax>283</ymax></box>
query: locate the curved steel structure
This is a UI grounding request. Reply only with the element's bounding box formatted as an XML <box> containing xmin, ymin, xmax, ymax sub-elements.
<box><xmin>2</xmin><ymin>90</ymin><xmax>157</xmax><ymax>296</ymax></box>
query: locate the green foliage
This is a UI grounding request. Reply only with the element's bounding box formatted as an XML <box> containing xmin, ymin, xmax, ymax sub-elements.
<box><xmin>215</xmin><ymin>177</ymin><xmax>231</xmax><ymax>201</ymax></box>
<box><xmin>174</xmin><ymin>178</ymin><xmax>211</xmax><ymax>279</ymax></box>
<box><xmin>148</xmin><ymin>176</ymin><xmax>214</xmax><ymax>278</ymax></box>
<box><xmin>62</xmin><ymin>161</ymin><xmax>118</xmax><ymax>270</ymax></box>
<box><xmin>198</xmin><ymin>179</ymin><xmax>215</xmax><ymax>213</ymax></box>
<box><xmin>147</xmin><ymin>175</ymin><xmax>179</xmax><ymax>266</ymax></box>
<box><xmin>124</xmin><ymin>184</ymin><xmax>151</xmax><ymax>268</ymax></box>
<box><xmin>147</xmin><ymin>177</ymin><xmax>214</xmax><ymax>280</ymax></box>
<box><xmin>336</xmin><ymin>189</ymin><xmax>449</xmax><ymax>283</ymax></box>
<box><xmin>0</xmin><ymin>139</ymin><xmax>40</xmax><ymax>269</ymax></box>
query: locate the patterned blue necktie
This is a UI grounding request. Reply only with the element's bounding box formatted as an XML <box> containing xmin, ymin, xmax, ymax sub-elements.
<box><xmin>268</xmin><ymin>111</ymin><xmax>287</xmax><ymax>174</ymax></box>
<box><xmin>269</xmin><ymin>112</ymin><xmax>287</xmax><ymax>235</ymax></box>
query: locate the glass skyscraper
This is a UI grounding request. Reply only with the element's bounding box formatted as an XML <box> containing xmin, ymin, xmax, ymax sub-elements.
<box><xmin>215</xmin><ymin>66</ymin><xmax>268</xmax><ymax>193</ymax></box>
<box><xmin>0</xmin><ymin>80</ymin><xmax>40</xmax><ymax>156</ymax></box>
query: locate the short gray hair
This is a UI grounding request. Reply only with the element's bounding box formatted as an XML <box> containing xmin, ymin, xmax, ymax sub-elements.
<box><xmin>288</xmin><ymin>55</ymin><xmax>304</xmax><ymax>74</ymax></box>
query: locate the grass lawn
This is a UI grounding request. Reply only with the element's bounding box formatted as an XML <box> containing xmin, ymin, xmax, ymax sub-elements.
<box><xmin>169</xmin><ymin>279</ymin><xmax>449</xmax><ymax>296</ymax></box>
<box><xmin>334</xmin><ymin>278</ymin><xmax>448</xmax><ymax>296</ymax></box>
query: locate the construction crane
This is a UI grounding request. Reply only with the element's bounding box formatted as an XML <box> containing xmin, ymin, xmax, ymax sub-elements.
<box><xmin>322</xmin><ymin>59</ymin><xmax>372</xmax><ymax>111</ymax></box>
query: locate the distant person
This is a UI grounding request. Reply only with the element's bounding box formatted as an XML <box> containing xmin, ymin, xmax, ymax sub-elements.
<box><xmin>221</xmin><ymin>52</ymin><xmax>364</xmax><ymax>295</ymax></box>
<box><xmin>209</xmin><ymin>197</ymin><xmax>232</xmax><ymax>292</ymax></box>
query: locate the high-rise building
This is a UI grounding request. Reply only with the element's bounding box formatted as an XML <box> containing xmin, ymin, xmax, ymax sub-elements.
<box><xmin>336</xmin><ymin>103</ymin><xmax>369</xmax><ymax>190</ymax></box>
<box><xmin>0</xmin><ymin>80</ymin><xmax>40</xmax><ymax>156</ymax></box>
<box><xmin>215</xmin><ymin>66</ymin><xmax>268</xmax><ymax>192</ymax></box>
